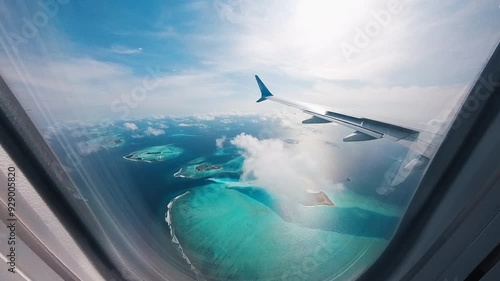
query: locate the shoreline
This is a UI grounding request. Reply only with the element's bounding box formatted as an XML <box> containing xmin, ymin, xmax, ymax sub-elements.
<box><xmin>165</xmin><ymin>192</ymin><xmax>207</xmax><ymax>281</ymax></box>
<box><xmin>122</xmin><ymin>156</ymin><xmax>154</xmax><ymax>163</ymax></box>
<box><xmin>173</xmin><ymin>168</ymin><xmax>187</xmax><ymax>178</ymax></box>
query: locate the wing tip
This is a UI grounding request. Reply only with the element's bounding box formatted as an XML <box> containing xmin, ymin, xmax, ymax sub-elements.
<box><xmin>255</xmin><ymin>75</ymin><xmax>273</xmax><ymax>103</ymax></box>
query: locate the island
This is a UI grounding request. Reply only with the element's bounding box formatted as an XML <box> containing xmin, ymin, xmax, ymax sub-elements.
<box><xmin>124</xmin><ymin>144</ymin><xmax>183</xmax><ymax>163</ymax></box>
<box><xmin>299</xmin><ymin>191</ymin><xmax>335</xmax><ymax>207</ymax></box>
<box><xmin>174</xmin><ymin>157</ymin><xmax>243</xmax><ymax>179</ymax></box>
<box><xmin>195</xmin><ymin>164</ymin><xmax>222</xmax><ymax>171</ymax></box>
<box><xmin>174</xmin><ymin>162</ymin><xmax>225</xmax><ymax>179</ymax></box>
<box><xmin>87</xmin><ymin>134</ymin><xmax>124</xmax><ymax>149</ymax></box>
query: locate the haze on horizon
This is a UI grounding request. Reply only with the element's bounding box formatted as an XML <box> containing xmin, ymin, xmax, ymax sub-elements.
<box><xmin>0</xmin><ymin>0</ymin><xmax>498</xmax><ymax>128</ymax></box>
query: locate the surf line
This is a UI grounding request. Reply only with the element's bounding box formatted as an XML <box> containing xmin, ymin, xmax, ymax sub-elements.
<box><xmin>165</xmin><ymin>192</ymin><xmax>207</xmax><ymax>281</ymax></box>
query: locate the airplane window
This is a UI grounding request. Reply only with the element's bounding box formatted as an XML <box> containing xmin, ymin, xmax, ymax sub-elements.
<box><xmin>1</xmin><ymin>1</ymin><xmax>499</xmax><ymax>280</ymax></box>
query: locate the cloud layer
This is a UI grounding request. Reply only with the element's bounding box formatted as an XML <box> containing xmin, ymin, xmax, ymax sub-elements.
<box><xmin>124</xmin><ymin>122</ymin><xmax>139</xmax><ymax>131</ymax></box>
<box><xmin>231</xmin><ymin>133</ymin><xmax>340</xmax><ymax>200</ymax></box>
<box><xmin>109</xmin><ymin>45</ymin><xmax>143</xmax><ymax>55</ymax></box>
<box><xmin>215</xmin><ymin>135</ymin><xmax>227</xmax><ymax>149</ymax></box>
<box><xmin>145</xmin><ymin>127</ymin><xmax>165</xmax><ymax>136</ymax></box>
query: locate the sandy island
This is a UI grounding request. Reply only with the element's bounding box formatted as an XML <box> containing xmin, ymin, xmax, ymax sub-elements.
<box><xmin>300</xmin><ymin>191</ymin><xmax>335</xmax><ymax>207</ymax></box>
<box><xmin>87</xmin><ymin>134</ymin><xmax>124</xmax><ymax>149</ymax></box>
<box><xmin>124</xmin><ymin>144</ymin><xmax>183</xmax><ymax>162</ymax></box>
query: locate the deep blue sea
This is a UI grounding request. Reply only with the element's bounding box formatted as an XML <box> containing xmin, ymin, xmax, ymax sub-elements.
<box><xmin>44</xmin><ymin>115</ymin><xmax>420</xmax><ymax>281</ymax></box>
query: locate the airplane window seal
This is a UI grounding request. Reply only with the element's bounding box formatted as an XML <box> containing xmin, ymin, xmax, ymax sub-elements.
<box><xmin>0</xmin><ymin>76</ymin><xmax>123</xmax><ymax>280</ymax></box>
<box><xmin>0</xmin><ymin>181</ymin><xmax>80</xmax><ymax>281</ymax></box>
<box><xmin>464</xmin><ymin>234</ymin><xmax>500</xmax><ymax>280</ymax></box>
<box><xmin>357</xmin><ymin>41</ymin><xmax>500</xmax><ymax>281</ymax></box>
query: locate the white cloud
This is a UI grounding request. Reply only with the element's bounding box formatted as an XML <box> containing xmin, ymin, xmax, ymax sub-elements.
<box><xmin>158</xmin><ymin>122</ymin><xmax>169</xmax><ymax>129</ymax></box>
<box><xmin>177</xmin><ymin>122</ymin><xmax>207</xmax><ymax>128</ymax></box>
<box><xmin>230</xmin><ymin>133</ymin><xmax>341</xmax><ymax>201</ymax></box>
<box><xmin>194</xmin><ymin>114</ymin><xmax>216</xmax><ymax>121</ymax></box>
<box><xmin>220</xmin><ymin>119</ymin><xmax>233</xmax><ymax>124</ymax></box>
<box><xmin>145</xmin><ymin>127</ymin><xmax>165</xmax><ymax>136</ymax></box>
<box><xmin>113</xmin><ymin>26</ymin><xmax>178</xmax><ymax>38</ymax></box>
<box><xmin>124</xmin><ymin>122</ymin><xmax>139</xmax><ymax>131</ymax></box>
<box><xmin>40</xmin><ymin>126</ymin><xmax>58</xmax><ymax>141</ymax></box>
<box><xmin>215</xmin><ymin>135</ymin><xmax>227</xmax><ymax>149</ymax></box>
<box><xmin>76</xmin><ymin>142</ymin><xmax>101</xmax><ymax>155</ymax></box>
<box><xmin>207</xmin><ymin>0</ymin><xmax>500</xmax><ymax>86</ymax></box>
<box><xmin>109</xmin><ymin>45</ymin><xmax>143</xmax><ymax>55</ymax></box>
<box><xmin>0</xmin><ymin>54</ymin><xmax>252</xmax><ymax>124</ymax></box>
<box><xmin>70</xmin><ymin>129</ymin><xmax>87</xmax><ymax>138</ymax></box>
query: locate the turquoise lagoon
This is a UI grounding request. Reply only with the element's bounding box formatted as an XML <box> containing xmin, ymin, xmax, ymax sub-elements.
<box><xmin>167</xmin><ymin>156</ymin><xmax>402</xmax><ymax>281</ymax></box>
<box><xmin>51</xmin><ymin>117</ymin><xmax>409</xmax><ymax>281</ymax></box>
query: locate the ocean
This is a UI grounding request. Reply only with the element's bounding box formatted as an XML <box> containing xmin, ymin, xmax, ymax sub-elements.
<box><xmin>44</xmin><ymin>115</ymin><xmax>417</xmax><ymax>281</ymax></box>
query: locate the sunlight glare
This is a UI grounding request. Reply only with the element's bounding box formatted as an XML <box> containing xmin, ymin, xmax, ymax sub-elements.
<box><xmin>294</xmin><ymin>0</ymin><xmax>368</xmax><ymax>44</ymax></box>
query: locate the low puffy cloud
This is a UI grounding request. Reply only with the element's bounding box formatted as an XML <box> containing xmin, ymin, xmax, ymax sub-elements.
<box><xmin>215</xmin><ymin>135</ymin><xmax>227</xmax><ymax>149</ymax></box>
<box><xmin>230</xmin><ymin>133</ymin><xmax>340</xmax><ymax>200</ymax></box>
<box><xmin>41</xmin><ymin>126</ymin><xmax>58</xmax><ymax>141</ymax></box>
<box><xmin>158</xmin><ymin>122</ymin><xmax>169</xmax><ymax>129</ymax></box>
<box><xmin>194</xmin><ymin>114</ymin><xmax>216</xmax><ymax>121</ymax></box>
<box><xmin>145</xmin><ymin>127</ymin><xmax>165</xmax><ymax>136</ymax></box>
<box><xmin>110</xmin><ymin>45</ymin><xmax>143</xmax><ymax>55</ymax></box>
<box><xmin>76</xmin><ymin>142</ymin><xmax>101</xmax><ymax>155</ymax></box>
<box><xmin>124</xmin><ymin>122</ymin><xmax>139</xmax><ymax>131</ymax></box>
<box><xmin>177</xmin><ymin>122</ymin><xmax>207</xmax><ymax>128</ymax></box>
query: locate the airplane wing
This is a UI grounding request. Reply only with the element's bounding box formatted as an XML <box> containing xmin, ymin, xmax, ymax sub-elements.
<box><xmin>254</xmin><ymin>75</ymin><xmax>445</xmax><ymax>160</ymax></box>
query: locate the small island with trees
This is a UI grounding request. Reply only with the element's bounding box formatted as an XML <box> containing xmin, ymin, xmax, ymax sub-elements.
<box><xmin>195</xmin><ymin>164</ymin><xmax>223</xmax><ymax>172</ymax></box>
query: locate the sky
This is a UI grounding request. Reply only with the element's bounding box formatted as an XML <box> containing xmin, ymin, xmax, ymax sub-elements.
<box><xmin>0</xmin><ymin>0</ymin><xmax>499</xmax><ymax>127</ymax></box>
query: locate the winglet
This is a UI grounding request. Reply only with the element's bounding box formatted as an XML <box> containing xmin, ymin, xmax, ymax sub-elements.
<box><xmin>255</xmin><ymin>75</ymin><xmax>273</xmax><ymax>102</ymax></box>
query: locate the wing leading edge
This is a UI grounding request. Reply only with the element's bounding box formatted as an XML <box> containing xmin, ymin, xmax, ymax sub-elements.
<box><xmin>255</xmin><ymin>75</ymin><xmax>437</xmax><ymax>159</ymax></box>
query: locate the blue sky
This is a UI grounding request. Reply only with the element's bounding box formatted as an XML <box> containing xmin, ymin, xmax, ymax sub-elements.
<box><xmin>0</xmin><ymin>0</ymin><xmax>499</xmax><ymax>126</ymax></box>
